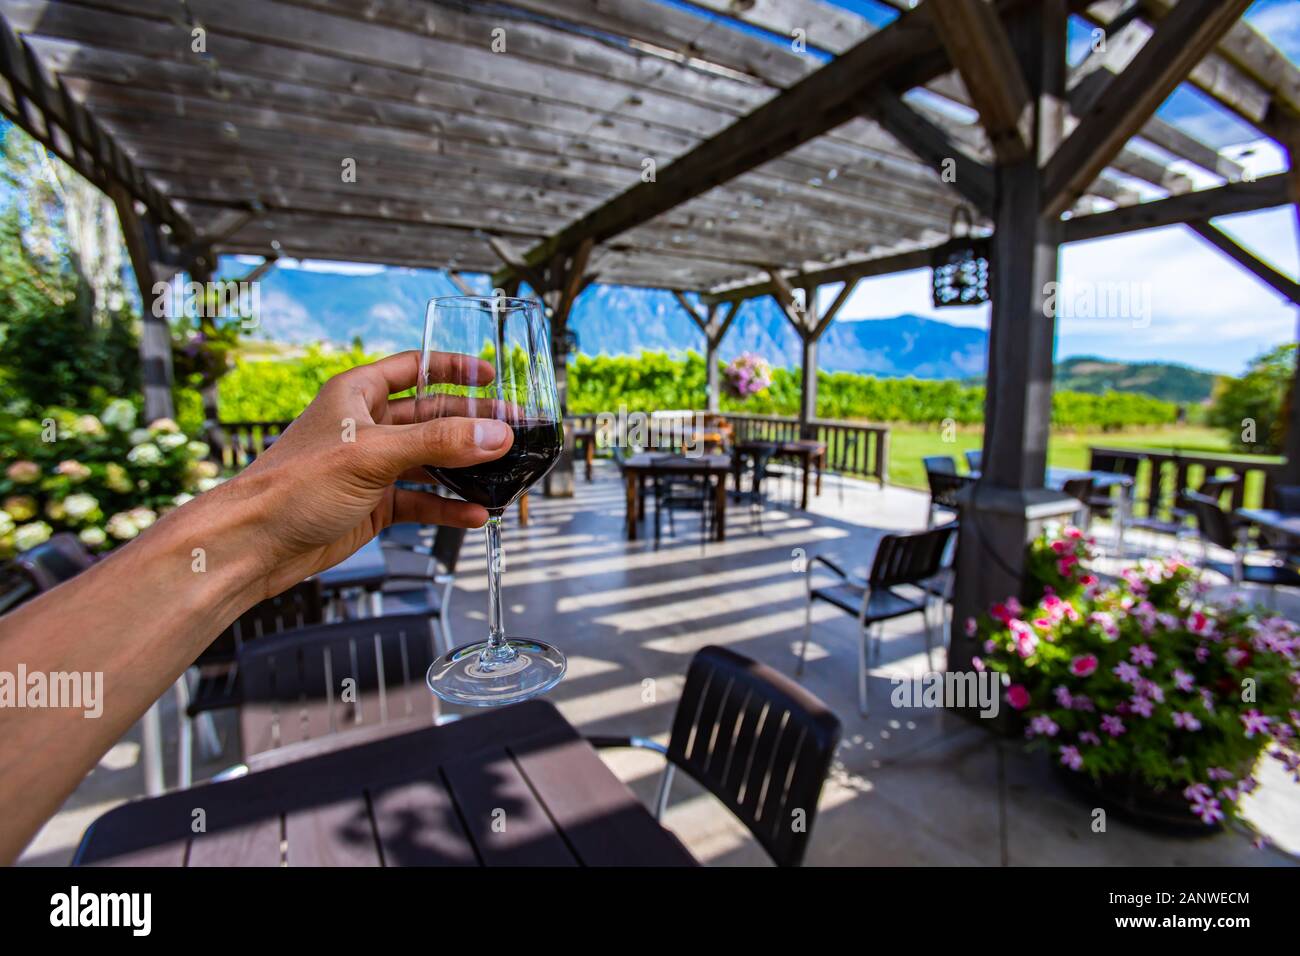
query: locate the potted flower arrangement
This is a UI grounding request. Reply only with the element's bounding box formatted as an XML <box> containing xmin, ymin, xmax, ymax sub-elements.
<box><xmin>969</xmin><ymin>526</ymin><xmax>1299</xmax><ymax>833</ymax></box>
<box><xmin>0</xmin><ymin>398</ymin><xmax>223</xmax><ymax>558</ymax></box>
<box><xmin>723</xmin><ymin>352</ymin><xmax>773</xmax><ymax>401</ymax></box>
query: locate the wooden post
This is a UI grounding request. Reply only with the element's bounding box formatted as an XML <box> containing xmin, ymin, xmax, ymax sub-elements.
<box><xmin>770</xmin><ymin>276</ymin><xmax>856</xmax><ymax>439</ymax></box>
<box><xmin>112</xmin><ymin>185</ymin><xmax>176</xmax><ymax>423</ymax></box>
<box><xmin>950</xmin><ymin>1</ymin><xmax>1080</xmax><ymax>679</ymax></box>
<box><xmin>673</xmin><ymin>292</ymin><xmax>739</xmax><ymax>414</ymax></box>
<box><xmin>1278</xmin><ymin>120</ymin><xmax>1300</xmax><ymax>486</ymax></box>
<box><xmin>187</xmin><ymin>249</ymin><xmax>226</xmax><ymax>449</ymax></box>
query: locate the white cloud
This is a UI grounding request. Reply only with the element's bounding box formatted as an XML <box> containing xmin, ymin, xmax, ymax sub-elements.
<box><xmin>276</xmin><ymin>258</ymin><xmax>387</xmax><ymax>276</ymax></box>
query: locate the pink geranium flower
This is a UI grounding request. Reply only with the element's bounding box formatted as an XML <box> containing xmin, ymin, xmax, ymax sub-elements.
<box><xmin>1069</xmin><ymin>654</ymin><xmax>1098</xmax><ymax>677</ymax></box>
<box><xmin>1101</xmin><ymin>714</ymin><xmax>1126</xmax><ymax>737</ymax></box>
<box><xmin>1059</xmin><ymin>745</ymin><xmax>1083</xmax><ymax>771</ymax></box>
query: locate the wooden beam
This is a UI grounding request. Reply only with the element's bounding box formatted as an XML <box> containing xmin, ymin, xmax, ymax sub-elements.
<box><xmin>238</xmin><ymin>254</ymin><xmax>279</xmax><ymax>284</ymax></box>
<box><xmin>767</xmin><ymin>269</ymin><xmax>810</xmax><ymax>334</ymax></box>
<box><xmin>863</xmin><ymin>91</ymin><xmax>996</xmax><ymax>214</ymax></box>
<box><xmin>1187</xmin><ymin>221</ymin><xmax>1300</xmax><ymax>306</ymax></box>
<box><xmin>447</xmin><ymin>271</ymin><xmax>477</xmax><ymax>297</ymax></box>
<box><xmin>1062</xmin><ymin>173</ymin><xmax>1290</xmax><ymax>242</ymax></box>
<box><xmin>486</xmin><ymin>235</ymin><xmax>549</xmax><ymax>294</ymax></box>
<box><xmin>671</xmin><ymin>290</ymin><xmax>709</xmax><ymax>335</ymax></box>
<box><xmin>0</xmin><ymin>14</ymin><xmax>189</xmax><ymax>238</ymax></box>
<box><xmin>812</xmin><ymin>279</ymin><xmax>859</xmax><ymax>340</ymax></box>
<box><xmin>1043</xmin><ymin>0</ymin><xmax>1253</xmax><ymax>217</ymax></box>
<box><xmin>928</xmin><ymin>0</ymin><xmax>1031</xmax><ymax>163</ymax></box>
<box><xmin>494</xmin><ymin>0</ymin><xmax>1051</xmax><ymax>283</ymax></box>
<box><xmin>111</xmin><ymin>184</ymin><xmax>175</xmax><ymax>422</ymax></box>
<box><xmin>704</xmin><ymin>245</ymin><xmax>937</xmax><ymax>304</ymax></box>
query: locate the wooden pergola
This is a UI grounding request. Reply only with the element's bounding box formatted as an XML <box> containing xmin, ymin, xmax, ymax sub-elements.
<box><xmin>1</xmin><ymin>0</ymin><xmax>1297</xmax><ymax>661</ymax></box>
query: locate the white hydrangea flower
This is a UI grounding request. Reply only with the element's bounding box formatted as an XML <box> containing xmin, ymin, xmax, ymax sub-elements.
<box><xmin>14</xmin><ymin>521</ymin><xmax>53</xmax><ymax>551</ymax></box>
<box><xmin>64</xmin><ymin>493</ymin><xmax>100</xmax><ymax>520</ymax></box>
<box><xmin>101</xmin><ymin>399</ymin><xmax>137</xmax><ymax>431</ymax></box>
<box><xmin>106</xmin><ymin>513</ymin><xmax>139</xmax><ymax>540</ymax></box>
<box><xmin>75</xmin><ymin>414</ymin><xmax>105</xmax><ymax>437</ymax></box>
<box><xmin>157</xmin><ymin>432</ymin><xmax>187</xmax><ymax>451</ymax></box>
<box><xmin>0</xmin><ymin>512</ymin><xmax>14</xmax><ymax>536</ymax></box>
<box><xmin>196</xmin><ymin>477</ymin><xmax>223</xmax><ymax>493</ymax></box>
<box><xmin>148</xmin><ymin>417</ymin><xmax>180</xmax><ymax>434</ymax></box>
<box><xmin>127</xmin><ymin>443</ymin><xmax>164</xmax><ymax>466</ymax></box>
<box><xmin>186</xmin><ymin>441</ymin><xmax>211</xmax><ymax>460</ymax></box>
<box><xmin>127</xmin><ymin>507</ymin><xmax>157</xmax><ymax>529</ymax></box>
<box><xmin>172</xmin><ymin>492</ymin><xmax>195</xmax><ymax>508</ymax></box>
<box><xmin>129</xmin><ymin>428</ymin><xmax>152</xmax><ymax>446</ymax></box>
<box><xmin>78</xmin><ymin>526</ymin><xmax>107</xmax><ymax>548</ymax></box>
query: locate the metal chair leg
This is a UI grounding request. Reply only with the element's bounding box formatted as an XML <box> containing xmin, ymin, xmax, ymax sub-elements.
<box><xmin>653</xmin><ymin>763</ymin><xmax>677</xmax><ymax>821</ymax></box>
<box><xmin>173</xmin><ymin>676</ymin><xmax>193</xmax><ymax>790</ymax></box>
<box><xmin>858</xmin><ymin>623</ymin><xmax>870</xmax><ymax>717</ymax></box>
<box><xmin>797</xmin><ymin>595</ymin><xmax>812</xmax><ymax>676</ymax></box>
<box><xmin>196</xmin><ymin>711</ymin><xmax>222</xmax><ymax>759</ymax></box>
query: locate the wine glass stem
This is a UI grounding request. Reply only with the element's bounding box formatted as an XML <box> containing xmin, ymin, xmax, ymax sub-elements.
<box><xmin>482</xmin><ymin>515</ymin><xmax>514</xmax><ymax>664</ymax></box>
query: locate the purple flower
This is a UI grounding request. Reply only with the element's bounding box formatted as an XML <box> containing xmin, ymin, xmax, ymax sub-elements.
<box><xmin>1054</xmin><ymin>685</ymin><xmax>1073</xmax><ymax>708</ymax></box>
<box><xmin>1130</xmin><ymin>643</ymin><xmax>1156</xmax><ymax>667</ymax></box>
<box><xmin>1112</xmin><ymin>661</ymin><xmax>1141</xmax><ymax>685</ymax></box>
<box><xmin>1173</xmin><ymin>669</ymin><xmax>1195</xmax><ymax>692</ymax></box>
<box><xmin>1027</xmin><ymin>715</ymin><xmax>1059</xmax><ymax>738</ymax></box>
<box><xmin>1079</xmin><ymin>731</ymin><xmax>1101</xmax><ymax>746</ymax></box>
<box><xmin>1101</xmin><ymin>714</ymin><xmax>1126</xmax><ymax>737</ymax></box>
<box><xmin>1207</xmin><ymin>767</ymin><xmax>1234</xmax><ymax>782</ymax></box>
<box><xmin>1241</xmin><ymin>709</ymin><xmax>1271</xmax><ymax>739</ymax></box>
<box><xmin>1172</xmin><ymin>711</ymin><xmax>1201</xmax><ymax>731</ymax></box>
<box><xmin>1128</xmin><ymin>696</ymin><xmax>1154</xmax><ymax>718</ymax></box>
<box><xmin>1059</xmin><ymin>745</ymin><xmax>1083</xmax><ymax>771</ymax></box>
<box><xmin>1191</xmin><ymin>797</ymin><xmax>1224</xmax><ymax>824</ymax></box>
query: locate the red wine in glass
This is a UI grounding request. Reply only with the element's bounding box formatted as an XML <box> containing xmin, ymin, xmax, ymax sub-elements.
<box><xmin>424</xmin><ymin>419</ymin><xmax>562</xmax><ymax>513</ymax></box>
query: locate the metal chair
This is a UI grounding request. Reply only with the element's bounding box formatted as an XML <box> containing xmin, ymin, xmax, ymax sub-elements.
<box><xmin>1086</xmin><ymin>449</ymin><xmax>1140</xmax><ymax>519</ymax></box>
<box><xmin>653</xmin><ymin>464</ymin><xmax>714</xmax><ymax>552</ymax></box>
<box><xmin>1274</xmin><ymin>484</ymin><xmax>1300</xmax><ymax>515</ymax></box>
<box><xmin>590</xmin><ymin>645</ymin><xmax>841</xmax><ymax>867</ymax></box>
<box><xmin>1169</xmin><ymin>473</ymin><xmax>1240</xmax><ymax>543</ymax></box>
<box><xmin>12</xmin><ymin>532</ymin><xmax>95</xmax><ymax>591</ymax></box>
<box><xmin>926</xmin><ymin>470</ymin><xmax>974</xmax><ymax>527</ymax></box>
<box><xmin>1185</xmin><ymin>491</ymin><xmax>1300</xmax><ymax>604</ymax></box>
<box><xmin>376</xmin><ymin>523</ymin><xmax>467</xmax><ymax>653</ymax></box>
<box><xmin>922</xmin><ymin>455</ymin><xmax>958</xmax><ymax>476</ymax></box>
<box><xmin>235</xmin><ymin>614</ymin><xmax>441</xmax><ymax>764</ymax></box>
<box><xmin>964</xmin><ymin>449</ymin><xmax>982</xmax><ymax>473</ymax></box>
<box><xmin>1061</xmin><ymin>476</ymin><xmax>1094</xmax><ymax>529</ymax></box>
<box><xmin>798</xmin><ymin>524</ymin><xmax>958</xmax><ymax>716</ymax></box>
<box><xmin>175</xmin><ymin>578</ymin><xmax>325</xmax><ymax>787</ymax></box>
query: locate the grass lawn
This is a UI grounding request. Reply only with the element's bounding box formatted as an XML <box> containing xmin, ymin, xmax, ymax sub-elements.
<box><xmin>885</xmin><ymin>425</ymin><xmax>1278</xmax><ymax>510</ymax></box>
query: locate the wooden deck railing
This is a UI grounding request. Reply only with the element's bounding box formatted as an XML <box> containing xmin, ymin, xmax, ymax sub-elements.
<box><xmin>221</xmin><ymin>413</ymin><xmax>891</xmax><ymax>486</ymax></box>
<box><xmin>568</xmin><ymin>410</ymin><xmax>889</xmax><ymax>486</ymax></box>
<box><xmin>1089</xmin><ymin>445</ymin><xmax>1284</xmax><ymax>517</ymax></box>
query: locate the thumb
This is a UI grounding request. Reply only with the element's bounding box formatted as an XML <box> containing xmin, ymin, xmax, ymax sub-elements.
<box><xmin>367</xmin><ymin>416</ymin><xmax>513</xmax><ymax>477</ymax></box>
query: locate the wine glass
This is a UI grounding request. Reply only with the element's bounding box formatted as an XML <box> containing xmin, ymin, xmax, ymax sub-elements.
<box><xmin>417</xmin><ymin>295</ymin><xmax>566</xmax><ymax>706</ymax></box>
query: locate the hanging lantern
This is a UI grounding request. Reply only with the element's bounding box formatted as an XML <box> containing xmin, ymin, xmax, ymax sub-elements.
<box><xmin>931</xmin><ymin>205</ymin><xmax>990</xmax><ymax>308</ymax></box>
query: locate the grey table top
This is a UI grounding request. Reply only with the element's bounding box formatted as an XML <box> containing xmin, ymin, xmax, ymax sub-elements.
<box><xmin>316</xmin><ymin>538</ymin><xmax>388</xmax><ymax>591</ymax></box>
<box><xmin>1237</xmin><ymin>508</ymin><xmax>1300</xmax><ymax>538</ymax></box>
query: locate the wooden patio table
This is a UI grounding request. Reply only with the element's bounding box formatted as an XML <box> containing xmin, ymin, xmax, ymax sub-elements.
<box><xmin>622</xmin><ymin>453</ymin><xmax>731</xmax><ymax>542</ymax></box>
<box><xmin>74</xmin><ymin>700</ymin><xmax>697</xmax><ymax>867</ymax></box>
<box><xmin>735</xmin><ymin>440</ymin><xmax>827</xmax><ymax>510</ymax></box>
<box><xmin>573</xmin><ymin>426</ymin><xmax>597</xmax><ymax>481</ymax></box>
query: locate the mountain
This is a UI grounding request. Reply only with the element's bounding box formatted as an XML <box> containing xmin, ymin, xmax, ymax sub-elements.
<box><xmin>246</xmin><ymin>266</ymin><xmax>991</xmax><ymax>379</ymax></box>
<box><xmin>1049</xmin><ymin>356</ymin><xmax>1219</xmax><ymax>404</ymax></box>
<box><xmin>240</xmin><ymin>265</ymin><xmax>1216</xmax><ymax>396</ymax></box>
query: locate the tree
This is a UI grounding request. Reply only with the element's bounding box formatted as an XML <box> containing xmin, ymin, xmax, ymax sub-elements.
<box><xmin>0</xmin><ymin>122</ymin><xmax>139</xmax><ymax>410</ymax></box>
<box><xmin>1207</xmin><ymin>343</ymin><xmax>1295</xmax><ymax>454</ymax></box>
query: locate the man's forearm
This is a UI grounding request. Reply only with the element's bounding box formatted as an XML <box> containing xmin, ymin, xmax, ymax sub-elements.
<box><xmin>0</xmin><ymin>481</ymin><xmax>267</xmax><ymax>863</ymax></box>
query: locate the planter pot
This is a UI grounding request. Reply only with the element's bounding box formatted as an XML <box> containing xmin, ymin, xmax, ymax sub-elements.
<box><xmin>1052</xmin><ymin>763</ymin><xmax>1224</xmax><ymax>836</ymax></box>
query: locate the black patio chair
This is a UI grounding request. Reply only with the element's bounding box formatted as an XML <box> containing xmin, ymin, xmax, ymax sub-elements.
<box><xmin>12</xmin><ymin>532</ymin><xmax>95</xmax><ymax>592</ymax></box>
<box><xmin>1274</xmin><ymin>484</ymin><xmax>1300</xmax><ymax>515</ymax></box>
<box><xmin>1168</xmin><ymin>473</ymin><xmax>1240</xmax><ymax>544</ymax></box>
<box><xmin>926</xmin><ymin>470</ymin><xmax>974</xmax><ymax>527</ymax></box>
<box><xmin>1185</xmin><ymin>491</ymin><xmax>1300</xmax><ymax>603</ymax></box>
<box><xmin>653</xmin><ymin>461</ymin><xmax>714</xmax><ymax>552</ymax></box>
<box><xmin>798</xmin><ymin>524</ymin><xmax>957</xmax><ymax>716</ymax></box>
<box><xmin>376</xmin><ymin>522</ymin><xmax>467</xmax><ymax>652</ymax></box>
<box><xmin>235</xmin><ymin>614</ymin><xmax>440</xmax><ymax>764</ymax></box>
<box><xmin>964</xmin><ymin>449</ymin><xmax>982</xmax><ymax>473</ymax></box>
<box><xmin>1085</xmin><ymin>449</ymin><xmax>1140</xmax><ymax>519</ymax></box>
<box><xmin>590</xmin><ymin>645</ymin><xmax>841</xmax><ymax>867</ymax></box>
<box><xmin>922</xmin><ymin>455</ymin><xmax>958</xmax><ymax>476</ymax></box>
<box><xmin>1061</xmin><ymin>476</ymin><xmax>1094</xmax><ymax>529</ymax></box>
<box><xmin>175</xmin><ymin>577</ymin><xmax>325</xmax><ymax>787</ymax></box>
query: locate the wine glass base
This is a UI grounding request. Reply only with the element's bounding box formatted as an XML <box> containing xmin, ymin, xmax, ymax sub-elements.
<box><xmin>426</xmin><ymin>639</ymin><xmax>567</xmax><ymax>707</ymax></box>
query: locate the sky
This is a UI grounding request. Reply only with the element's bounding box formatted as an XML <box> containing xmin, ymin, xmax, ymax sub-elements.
<box><xmin>231</xmin><ymin>0</ymin><xmax>1300</xmax><ymax>378</ymax></box>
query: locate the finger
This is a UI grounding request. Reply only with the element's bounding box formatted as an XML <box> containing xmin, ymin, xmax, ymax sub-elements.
<box><xmin>391</xmin><ymin>489</ymin><xmax>488</xmax><ymax>529</ymax></box>
<box><xmin>342</xmin><ymin>350</ymin><xmax>496</xmax><ymax>407</ymax></box>
<box><xmin>368</xmin><ymin>415</ymin><xmax>514</xmax><ymax>476</ymax></box>
<box><xmin>386</xmin><ymin>394</ymin><xmax>531</xmax><ymax>425</ymax></box>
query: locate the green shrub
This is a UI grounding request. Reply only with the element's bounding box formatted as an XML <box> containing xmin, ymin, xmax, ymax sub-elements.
<box><xmin>1206</xmin><ymin>343</ymin><xmax>1293</xmax><ymax>454</ymax></box>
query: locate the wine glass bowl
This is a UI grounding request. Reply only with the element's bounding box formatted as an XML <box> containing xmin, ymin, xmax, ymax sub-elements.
<box><xmin>417</xmin><ymin>295</ymin><xmax>566</xmax><ymax>706</ymax></box>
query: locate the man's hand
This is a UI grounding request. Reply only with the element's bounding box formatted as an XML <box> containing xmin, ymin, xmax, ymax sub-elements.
<box><xmin>225</xmin><ymin>349</ymin><xmax>513</xmax><ymax>599</ymax></box>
